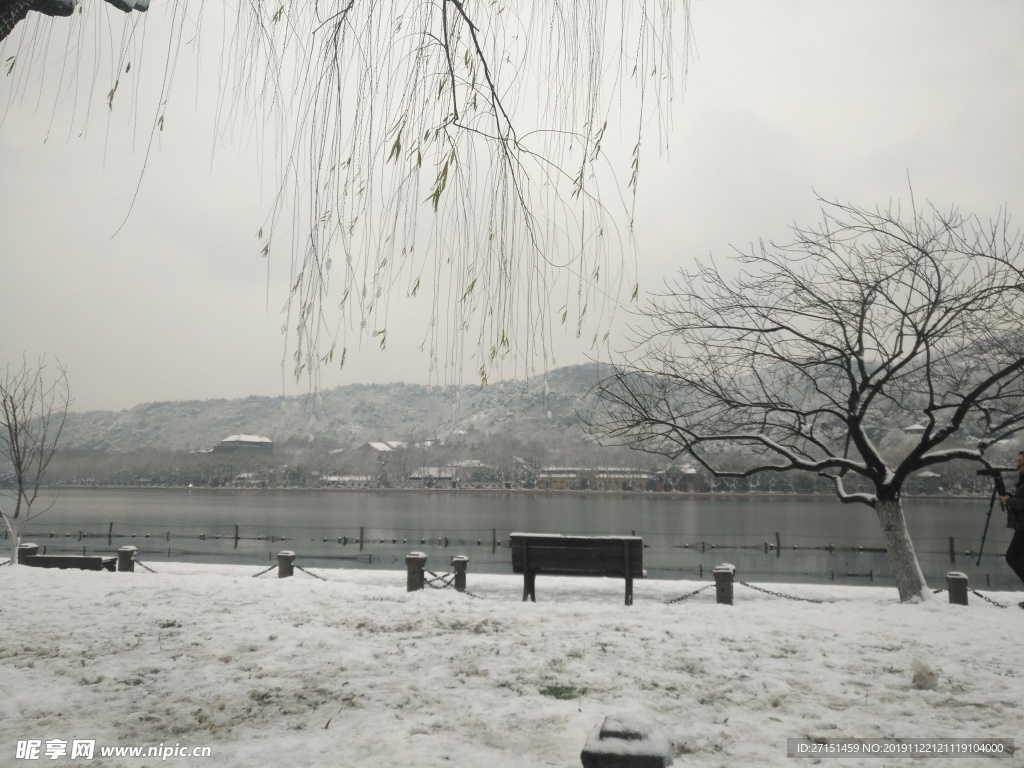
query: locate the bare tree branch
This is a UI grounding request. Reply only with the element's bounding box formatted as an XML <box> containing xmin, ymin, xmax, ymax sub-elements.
<box><xmin>585</xmin><ymin>194</ymin><xmax>1024</xmax><ymax>601</ymax></box>
<box><xmin>1</xmin><ymin>357</ymin><xmax>70</xmax><ymax>565</ymax></box>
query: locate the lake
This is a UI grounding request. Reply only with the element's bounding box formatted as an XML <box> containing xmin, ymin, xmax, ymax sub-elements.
<box><xmin>9</xmin><ymin>488</ymin><xmax>1020</xmax><ymax>590</ymax></box>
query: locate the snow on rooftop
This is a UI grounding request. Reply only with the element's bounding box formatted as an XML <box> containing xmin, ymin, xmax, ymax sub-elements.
<box><xmin>220</xmin><ymin>434</ymin><xmax>272</xmax><ymax>443</ymax></box>
<box><xmin>366</xmin><ymin>441</ymin><xmax>407</xmax><ymax>452</ymax></box>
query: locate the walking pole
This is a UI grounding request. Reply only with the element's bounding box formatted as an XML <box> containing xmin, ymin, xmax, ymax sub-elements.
<box><xmin>976</xmin><ymin>467</ymin><xmax>1009</xmax><ymax>567</ymax></box>
<box><xmin>976</xmin><ymin>485</ymin><xmax>998</xmax><ymax>567</ymax></box>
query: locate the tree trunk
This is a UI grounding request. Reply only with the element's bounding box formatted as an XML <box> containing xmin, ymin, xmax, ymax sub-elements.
<box><xmin>876</xmin><ymin>498</ymin><xmax>930</xmax><ymax>602</ymax></box>
<box><xmin>2</xmin><ymin>514</ymin><xmax>18</xmax><ymax>567</ymax></box>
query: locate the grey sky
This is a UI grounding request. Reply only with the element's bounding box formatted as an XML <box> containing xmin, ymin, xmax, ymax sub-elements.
<box><xmin>1</xmin><ymin>1</ymin><xmax>1021</xmax><ymax>412</ymax></box>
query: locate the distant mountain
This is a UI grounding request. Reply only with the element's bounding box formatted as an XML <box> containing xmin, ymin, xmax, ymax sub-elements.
<box><xmin>59</xmin><ymin>364</ymin><xmax>614</xmax><ymax>453</ymax></box>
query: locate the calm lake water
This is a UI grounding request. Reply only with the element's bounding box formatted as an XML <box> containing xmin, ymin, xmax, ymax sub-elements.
<box><xmin>11</xmin><ymin>488</ymin><xmax>1021</xmax><ymax>590</ymax></box>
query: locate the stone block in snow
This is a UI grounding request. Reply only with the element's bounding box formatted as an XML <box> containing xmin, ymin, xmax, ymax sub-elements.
<box><xmin>580</xmin><ymin>713</ymin><xmax>674</xmax><ymax>768</ymax></box>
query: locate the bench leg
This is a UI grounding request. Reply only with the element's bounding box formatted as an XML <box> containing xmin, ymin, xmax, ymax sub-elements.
<box><xmin>625</xmin><ymin>576</ymin><xmax>633</xmax><ymax>606</ymax></box>
<box><xmin>523</xmin><ymin>570</ymin><xmax>537</xmax><ymax>602</ymax></box>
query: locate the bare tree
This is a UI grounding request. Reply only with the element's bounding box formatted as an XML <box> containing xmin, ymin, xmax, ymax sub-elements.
<box><xmin>585</xmin><ymin>195</ymin><xmax>1024</xmax><ymax>602</ymax></box>
<box><xmin>1</xmin><ymin>2</ymin><xmax>688</xmax><ymax>386</ymax></box>
<box><xmin>1</xmin><ymin>357</ymin><xmax>71</xmax><ymax>565</ymax></box>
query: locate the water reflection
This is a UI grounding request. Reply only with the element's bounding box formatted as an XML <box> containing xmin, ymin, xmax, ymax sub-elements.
<box><xmin>15</xmin><ymin>488</ymin><xmax>1019</xmax><ymax>590</ymax></box>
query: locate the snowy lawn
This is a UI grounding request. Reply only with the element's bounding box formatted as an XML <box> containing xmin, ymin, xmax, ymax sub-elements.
<box><xmin>0</xmin><ymin>563</ymin><xmax>1020</xmax><ymax>767</ymax></box>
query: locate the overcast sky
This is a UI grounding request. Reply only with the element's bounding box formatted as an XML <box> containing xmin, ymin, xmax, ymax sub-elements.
<box><xmin>1</xmin><ymin>1</ymin><xmax>1022</xmax><ymax>412</ymax></box>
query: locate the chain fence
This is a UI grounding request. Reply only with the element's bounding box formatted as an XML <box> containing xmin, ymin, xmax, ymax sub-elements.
<box><xmin>5</xmin><ymin>519</ymin><xmax>1022</xmax><ymax>597</ymax></box>
<box><xmin>424</xmin><ymin>568</ymin><xmax>484</xmax><ymax>599</ymax></box>
<box><xmin>970</xmin><ymin>589</ymin><xmax>1009</xmax><ymax>609</ymax></box>
<box><xmin>662</xmin><ymin>579</ymin><xmax>1013</xmax><ymax>609</ymax></box>
<box><xmin>425</xmin><ymin>569</ymin><xmax>455</xmax><ymax>589</ymax></box>
<box><xmin>295</xmin><ymin>564</ymin><xmax>327</xmax><ymax>581</ymax></box>
<box><xmin>737</xmin><ymin>580</ymin><xmax>828</xmax><ymax>604</ymax></box>
<box><xmin>665</xmin><ymin>580</ymin><xmax>827</xmax><ymax>605</ymax></box>
<box><xmin>3</xmin><ymin>539</ymin><xmax>1016</xmax><ymax>609</ymax></box>
<box><xmin>664</xmin><ymin>584</ymin><xmax>714</xmax><ymax>604</ymax></box>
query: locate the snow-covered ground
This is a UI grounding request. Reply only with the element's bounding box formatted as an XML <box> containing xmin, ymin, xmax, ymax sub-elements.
<box><xmin>1</xmin><ymin>562</ymin><xmax>1020</xmax><ymax>767</ymax></box>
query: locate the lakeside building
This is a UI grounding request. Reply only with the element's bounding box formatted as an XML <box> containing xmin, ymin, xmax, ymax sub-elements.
<box><xmin>535</xmin><ymin>464</ymin><xmax>702</xmax><ymax>492</ymax></box>
<box><xmin>357</xmin><ymin>440</ymin><xmax>408</xmax><ymax>453</ymax></box>
<box><xmin>320</xmin><ymin>475</ymin><xmax>375</xmax><ymax>488</ymax></box>
<box><xmin>213</xmin><ymin>435</ymin><xmax>274</xmax><ymax>453</ymax></box>
<box><xmin>409</xmin><ymin>466</ymin><xmax>457</xmax><ymax>489</ymax></box>
<box><xmin>233</xmin><ymin>472</ymin><xmax>262</xmax><ymax>486</ymax></box>
<box><xmin>659</xmin><ymin>463</ymin><xmax>700</xmax><ymax>492</ymax></box>
<box><xmin>591</xmin><ymin>471</ymin><xmax>658</xmax><ymax>492</ymax></box>
<box><xmin>536</xmin><ymin>470</ymin><xmax>581</xmax><ymax>491</ymax></box>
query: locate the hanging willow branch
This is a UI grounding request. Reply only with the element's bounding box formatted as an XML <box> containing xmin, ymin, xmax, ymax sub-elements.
<box><xmin>1</xmin><ymin>1</ymin><xmax>690</xmax><ymax>388</ymax></box>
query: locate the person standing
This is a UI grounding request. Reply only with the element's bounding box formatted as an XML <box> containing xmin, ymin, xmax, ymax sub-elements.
<box><xmin>998</xmin><ymin>451</ymin><xmax>1024</xmax><ymax>608</ymax></box>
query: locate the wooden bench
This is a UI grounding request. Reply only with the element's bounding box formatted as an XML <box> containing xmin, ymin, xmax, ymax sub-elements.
<box><xmin>20</xmin><ymin>554</ymin><xmax>117</xmax><ymax>571</ymax></box>
<box><xmin>510</xmin><ymin>532</ymin><xmax>644</xmax><ymax>605</ymax></box>
<box><xmin>18</xmin><ymin>545</ymin><xmax>117</xmax><ymax>572</ymax></box>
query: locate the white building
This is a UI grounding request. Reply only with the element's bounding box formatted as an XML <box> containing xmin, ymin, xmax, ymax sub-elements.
<box><xmin>214</xmin><ymin>434</ymin><xmax>274</xmax><ymax>453</ymax></box>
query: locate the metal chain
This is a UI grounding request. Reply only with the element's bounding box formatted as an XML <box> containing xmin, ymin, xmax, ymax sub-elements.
<box><xmin>664</xmin><ymin>584</ymin><xmax>713</xmax><ymax>604</ymax></box>
<box><xmin>295</xmin><ymin>564</ymin><xmax>327</xmax><ymax>581</ymax></box>
<box><xmin>422</xmin><ymin>569</ymin><xmax>483</xmax><ymax>598</ymax></box>
<box><xmin>252</xmin><ymin>564</ymin><xmax>276</xmax><ymax>578</ymax></box>
<box><xmin>134</xmin><ymin>560</ymin><xmax>158</xmax><ymax>574</ymax></box>
<box><xmin>970</xmin><ymin>589</ymin><xmax>1008</xmax><ymax>609</ymax></box>
<box><xmin>0</xmin><ymin>559</ymin><xmax>9</xmax><ymax>567</ymax></box>
<box><xmin>425</xmin><ymin>570</ymin><xmax>455</xmax><ymax>589</ymax></box>
<box><xmin>738</xmin><ymin>581</ymin><xmax>826</xmax><ymax>604</ymax></box>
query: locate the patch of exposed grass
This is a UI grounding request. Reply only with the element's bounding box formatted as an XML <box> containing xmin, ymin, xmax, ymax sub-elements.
<box><xmin>539</xmin><ymin>683</ymin><xmax>585</xmax><ymax>700</ymax></box>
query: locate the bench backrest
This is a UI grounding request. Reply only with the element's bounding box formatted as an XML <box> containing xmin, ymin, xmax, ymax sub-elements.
<box><xmin>510</xmin><ymin>533</ymin><xmax>644</xmax><ymax>578</ymax></box>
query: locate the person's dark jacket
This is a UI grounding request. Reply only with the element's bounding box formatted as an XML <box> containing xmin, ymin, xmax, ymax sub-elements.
<box><xmin>1004</xmin><ymin>475</ymin><xmax>1024</xmax><ymax>530</ymax></box>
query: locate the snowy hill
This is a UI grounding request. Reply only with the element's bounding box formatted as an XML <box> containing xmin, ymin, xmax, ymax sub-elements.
<box><xmin>59</xmin><ymin>364</ymin><xmax>612</xmax><ymax>452</ymax></box>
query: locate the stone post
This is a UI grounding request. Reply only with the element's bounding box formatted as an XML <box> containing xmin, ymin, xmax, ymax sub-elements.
<box><xmin>117</xmin><ymin>545</ymin><xmax>138</xmax><ymax>572</ymax></box>
<box><xmin>713</xmin><ymin>563</ymin><xmax>736</xmax><ymax>606</ymax></box>
<box><xmin>406</xmin><ymin>551</ymin><xmax>427</xmax><ymax>592</ymax></box>
<box><xmin>452</xmin><ymin>555</ymin><xmax>469</xmax><ymax>592</ymax></box>
<box><xmin>945</xmin><ymin>571</ymin><xmax>968</xmax><ymax>606</ymax></box>
<box><xmin>277</xmin><ymin>550</ymin><xmax>296</xmax><ymax>579</ymax></box>
<box><xmin>17</xmin><ymin>543</ymin><xmax>39</xmax><ymax>562</ymax></box>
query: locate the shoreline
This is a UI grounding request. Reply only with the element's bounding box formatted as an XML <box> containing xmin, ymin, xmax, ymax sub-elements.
<box><xmin>43</xmin><ymin>484</ymin><xmax>993</xmax><ymax>502</ymax></box>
